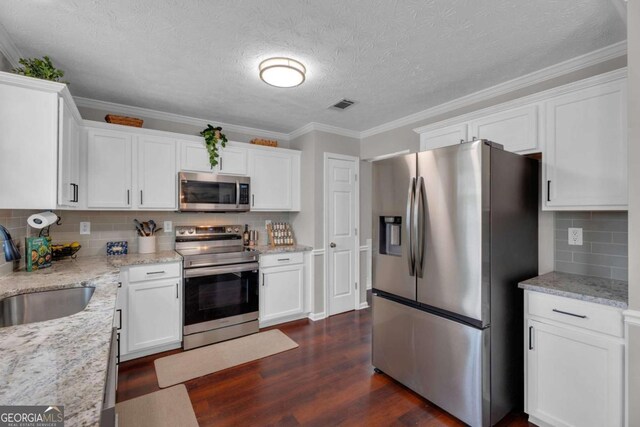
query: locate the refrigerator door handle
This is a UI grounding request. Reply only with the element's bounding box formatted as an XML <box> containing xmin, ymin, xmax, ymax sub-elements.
<box><xmin>415</xmin><ymin>176</ymin><xmax>426</xmax><ymax>278</ymax></box>
<box><xmin>406</xmin><ymin>177</ymin><xmax>416</xmax><ymax>276</ymax></box>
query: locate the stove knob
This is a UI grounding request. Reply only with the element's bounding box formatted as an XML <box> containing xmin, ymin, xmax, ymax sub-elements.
<box><xmin>177</xmin><ymin>229</ymin><xmax>185</xmax><ymax>235</ymax></box>
<box><xmin>234</xmin><ymin>227</ymin><xmax>240</xmax><ymax>233</ymax></box>
<box><xmin>226</xmin><ymin>227</ymin><xmax>233</xmax><ymax>233</ymax></box>
<box><xmin>188</xmin><ymin>228</ymin><xmax>195</xmax><ymax>235</ymax></box>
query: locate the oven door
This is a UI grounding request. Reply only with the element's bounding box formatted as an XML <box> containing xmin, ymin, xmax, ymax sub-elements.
<box><xmin>183</xmin><ymin>262</ymin><xmax>259</xmax><ymax>335</ymax></box>
<box><xmin>179</xmin><ymin>172</ymin><xmax>250</xmax><ymax>212</ymax></box>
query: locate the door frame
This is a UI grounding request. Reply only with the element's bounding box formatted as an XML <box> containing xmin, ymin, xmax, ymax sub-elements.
<box><xmin>323</xmin><ymin>152</ymin><xmax>360</xmax><ymax>316</ymax></box>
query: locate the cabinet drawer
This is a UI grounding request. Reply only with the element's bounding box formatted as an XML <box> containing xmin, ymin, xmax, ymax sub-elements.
<box><xmin>128</xmin><ymin>262</ymin><xmax>181</xmax><ymax>283</ymax></box>
<box><xmin>526</xmin><ymin>291</ymin><xmax>623</xmax><ymax>337</ymax></box>
<box><xmin>260</xmin><ymin>252</ymin><xmax>304</xmax><ymax>268</ymax></box>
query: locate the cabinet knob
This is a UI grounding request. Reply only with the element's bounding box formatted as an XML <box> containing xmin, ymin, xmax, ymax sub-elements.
<box><xmin>330</xmin><ymin>242</ymin><xmax>336</xmax><ymax>248</ymax></box>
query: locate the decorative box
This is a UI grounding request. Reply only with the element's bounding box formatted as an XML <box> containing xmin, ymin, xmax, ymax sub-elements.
<box><xmin>25</xmin><ymin>236</ymin><xmax>52</xmax><ymax>272</ymax></box>
<box><xmin>107</xmin><ymin>241</ymin><xmax>128</xmax><ymax>256</ymax></box>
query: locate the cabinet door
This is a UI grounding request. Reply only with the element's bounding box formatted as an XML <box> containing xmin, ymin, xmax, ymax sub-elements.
<box><xmin>57</xmin><ymin>98</ymin><xmax>81</xmax><ymax>207</ymax></box>
<box><xmin>87</xmin><ymin>129</ymin><xmax>133</xmax><ymax>208</ymax></box>
<box><xmin>127</xmin><ymin>279</ymin><xmax>181</xmax><ymax>352</ymax></box>
<box><xmin>180</xmin><ymin>140</ymin><xmax>211</xmax><ymax>172</ymax></box>
<box><xmin>137</xmin><ymin>136</ymin><xmax>178</xmax><ymax>209</ymax></box>
<box><xmin>544</xmin><ymin>79</ymin><xmax>627</xmax><ymax>209</ymax></box>
<box><xmin>526</xmin><ymin>319</ymin><xmax>623</xmax><ymax>427</ymax></box>
<box><xmin>260</xmin><ymin>264</ymin><xmax>304</xmax><ymax>323</ymax></box>
<box><xmin>468</xmin><ymin>104</ymin><xmax>538</xmax><ymax>153</ymax></box>
<box><xmin>419</xmin><ymin>123</ymin><xmax>467</xmax><ymax>151</ymax></box>
<box><xmin>248</xmin><ymin>150</ymin><xmax>294</xmax><ymax>210</ymax></box>
<box><xmin>218</xmin><ymin>145</ymin><xmax>248</xmax><ymax>176</ymax></box>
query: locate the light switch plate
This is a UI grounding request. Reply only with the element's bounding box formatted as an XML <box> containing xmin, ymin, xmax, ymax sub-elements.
<box><xmin>568</xmin><ymin>227</ymin><xmax>583</xmax><ymax>245</ymax></box>
<box><xmin>80</xmin><ymin>222</ymin><xmax>91</xmax><ymax>235</ymax></box>
<box><xmin>164</xmin><ymin>221</ymin><xmax>173</xmax><ymax>233</ymax></box>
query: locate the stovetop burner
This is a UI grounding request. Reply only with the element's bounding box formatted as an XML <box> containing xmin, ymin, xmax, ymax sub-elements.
<box><xmin>175</xmin><ymin>225</ymin><xmax>258</xmax><ymax>268</ymax></box>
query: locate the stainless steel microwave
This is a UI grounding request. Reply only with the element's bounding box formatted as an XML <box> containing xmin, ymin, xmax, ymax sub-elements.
<box><xmin>178</xmin><ymin>172</ymin><xmax>250</xmax><ymax>212</ymax></box>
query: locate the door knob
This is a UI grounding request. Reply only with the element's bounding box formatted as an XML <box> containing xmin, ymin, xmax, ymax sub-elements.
<box><xmin>330</xmin><ymin>242</ymin><xmax>336</xmax><ymax>248</ymax></box>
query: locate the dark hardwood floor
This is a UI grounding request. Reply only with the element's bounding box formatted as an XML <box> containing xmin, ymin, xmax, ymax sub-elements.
<box><xmin>117</xmin><ymin>307</ymin><xmax>535</xmax><ymax>426</ymax></box>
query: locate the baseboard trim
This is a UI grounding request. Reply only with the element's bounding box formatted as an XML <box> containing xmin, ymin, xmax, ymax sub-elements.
<box><xmin>358</xmin><ymin>302</ymin><xmax>370</xmax><ymax>310</ymax></box>
<box><xmin>308</xmin><ymin>312</ymin><xmax>327</xmax><ymax>322</ymax></box>
<box><xmin>623</xmin><ymin>309</ymin><xmax>640</xmax><ymax>327</ymax></box>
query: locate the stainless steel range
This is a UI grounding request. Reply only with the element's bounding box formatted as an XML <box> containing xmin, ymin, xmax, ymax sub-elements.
<box><xmin>175</xmin><ymin>225</ymin><xmax>259</xmax><ymax>350</ymax></box>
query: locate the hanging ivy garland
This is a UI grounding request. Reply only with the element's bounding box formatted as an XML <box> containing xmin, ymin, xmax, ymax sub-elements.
<box><xmin>199</xmin><ymin>124</ymin><xmax>228</xmax><ymax>168</ymax></box>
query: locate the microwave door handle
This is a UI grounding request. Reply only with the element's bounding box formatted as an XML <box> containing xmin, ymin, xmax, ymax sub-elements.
<box><xmin>415</xmin><ymin>176</ymin><xmax>426</xmax><ymax>279</ymax></box>
<box><xmin>236</xmin><ymin>180</ymin><xmax>240</xmax><ymax>207</ymax></box>
<box><xmin>406</xmin><ymin>177</ymin><xmax>416</xmax><ymax>277</ymax></box>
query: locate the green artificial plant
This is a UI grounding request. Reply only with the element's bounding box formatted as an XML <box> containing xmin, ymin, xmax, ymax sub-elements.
<box><xmin>12</xmin><ymin>56</ymin><xmax>67</xmax><ymax>83</ymax></box>
<box><xmin>200</xmin><ymin>124</ymin><xmax>228</xmax><ymax>168</ymax></box>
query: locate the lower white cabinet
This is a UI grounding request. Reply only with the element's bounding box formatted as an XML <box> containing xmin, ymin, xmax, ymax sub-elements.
<box><xmin>117</xmin><ymin>262</ymin><xmax>182</xmax><ymax>361</ymax></box>
<box><xmin>259</xmin><ymin>254</ymin><xmax>306</xmax><ymax>326</ymax></box>
<box><xmin>525</xmin><ymin>291</ymin><xmax>624</xmax><ymax>427</ymax></box>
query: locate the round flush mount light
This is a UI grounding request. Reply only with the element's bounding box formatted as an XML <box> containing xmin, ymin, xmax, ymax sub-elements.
<box><xmin>259</xmin><ymin>57</ymin><xmax>306</xmax><ymax>88</ymax></box>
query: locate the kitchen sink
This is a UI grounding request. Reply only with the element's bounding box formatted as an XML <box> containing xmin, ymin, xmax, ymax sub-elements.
<box><xmin>0</xmin><ymin>286</ymin><xmax>95</xmax><ymax>327</ymax></box>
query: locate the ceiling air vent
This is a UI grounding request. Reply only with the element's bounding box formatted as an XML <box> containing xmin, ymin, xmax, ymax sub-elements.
<box><xmin>329</xmin><ymin>99</ymin><xmax>357</xmax><ymax>110</ymax></box>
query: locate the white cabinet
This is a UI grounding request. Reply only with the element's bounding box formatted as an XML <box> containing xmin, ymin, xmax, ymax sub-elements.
<box><xmin>179</xmin><ymin>140</ymin><xmax>247</xmax><ymax>175</ymax></box>
<box><xmin>0</xmin><ymin>72</ymin><xmax>81</xmax><ymax>209</ymax></box>
<box><xmin>543</xmin><ymin>78</ymin><xmax>627</xmax><ymax>210</ymax></box>
<box><xmin>419</xmin><ymin>123</ymin><xmax>467</xmax><ymax>151</ymax></box>
<box><xmin>525</xmin><ymin>291</ymin><xmax>624</xmax><ymax>427</ymax></box>
<box><xmin>137</xmin><ymin>135</ymin><xmax>178</xmax><ymax>209</ymax></box>
<box><xmin>57</xmin><ymin>98</ymin><xmax>82</xmax><ymax>207</ymax></box>
<box><xmin>87</xmin><ymin>129</ymin><xmax>133</xmax><ymax>208</ymax></box>
<box><xmin>118</xmin><ymin>262</ymin><xmax>182</xmax><ymax>361</ymax></box>
<box><xmin>248</xmin><ymin>148</ymin><xmax>301</xmax><ymax>211</ymax></box>
<box><xmin>468</xmin><ymin>104</ymin><xmax>539</xmax><ymax>153</ymax></box>
<box><xmin>259</xmin><ymin>254</ymin><xmax>306</xmax><ymax>326</ymax></box>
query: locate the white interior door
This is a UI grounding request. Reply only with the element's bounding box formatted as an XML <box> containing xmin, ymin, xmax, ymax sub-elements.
<box><xmin>326</xmin><ymin>154</ymin><xmax>359</xmax><ymax>316</ymax></box>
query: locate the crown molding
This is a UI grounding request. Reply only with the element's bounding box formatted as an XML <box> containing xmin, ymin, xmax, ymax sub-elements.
<box><xmin>0</xmin><ymin>22</ymin><xmax>21</xmax><ymax>68</ymax></box>
<box><xmin>74</xmin><ymin>96</ymin><xmax>291</xmax><ymax>141</ymax></box>
<box><xmin>289</xmin><ymin>121</ymin><xmax>360</xmax><ymax>140</ymax></box>
<box><xmin>360</xmin><ymin>40</ymin><xmax>627</xmax><ymax>140</ymax></box>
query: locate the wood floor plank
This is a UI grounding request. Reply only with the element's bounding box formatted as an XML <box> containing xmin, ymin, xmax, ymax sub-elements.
<box><xmin>117</xmin><ymin>308</ymin><xmax>535</xmax><ymax>426</ymax></box>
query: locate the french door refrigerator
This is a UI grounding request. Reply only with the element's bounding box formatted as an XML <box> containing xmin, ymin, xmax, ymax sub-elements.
<box><xmin>372</xmin><ymin>140</ymin><xmax>538</xmax><ymax>427</ymax></box>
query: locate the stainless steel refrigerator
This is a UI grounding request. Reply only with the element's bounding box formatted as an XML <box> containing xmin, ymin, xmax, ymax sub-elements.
<box><xmin>372</xmin><ymin>140</ymin><xmax>538</xmax><ymax>427</ymax></box>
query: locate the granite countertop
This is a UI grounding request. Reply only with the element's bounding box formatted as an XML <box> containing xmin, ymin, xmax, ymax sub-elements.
<box><xmin>518</xmin><ymin>271</ymin><xmax>628</xmax><ymax>309</ymax></box>
<box><xmin>253</xmin><ymin>244</ymin><xmax>313</xmax><ymax>254</ymax></box>
<box><xmin>0</xmin><ymin>250</ymin><xmax>182</xmax><ymax>427</ymax></box>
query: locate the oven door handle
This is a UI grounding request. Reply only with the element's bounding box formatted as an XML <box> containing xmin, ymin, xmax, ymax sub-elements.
<box><xmin>184</xmin><ymin>262</ymin><xmax>260</xmax><ymax>278</ymax></box>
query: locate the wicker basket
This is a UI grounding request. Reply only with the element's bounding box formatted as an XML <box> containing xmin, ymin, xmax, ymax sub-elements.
<box><xmin>250</xmin><ymin>138</ymin><xmax>278</xmax><ymax>147</ymax></box>
<box><xmin>105</xmin><ymin>114</ymin><xmax>144</xmax><ymax>127</ymax></box>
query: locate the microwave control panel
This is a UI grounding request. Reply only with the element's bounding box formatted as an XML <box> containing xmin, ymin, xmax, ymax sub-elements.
<box><xmin>239</xmin><ymin>184</ymin><xmax>250</xmax><ymax>205</ymax></box>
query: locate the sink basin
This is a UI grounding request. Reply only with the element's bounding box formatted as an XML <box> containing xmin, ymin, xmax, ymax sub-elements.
<box><xmin>0</xmin><ymin>286</ymin><xmax>95</xmax><ymax>327</ymax></box>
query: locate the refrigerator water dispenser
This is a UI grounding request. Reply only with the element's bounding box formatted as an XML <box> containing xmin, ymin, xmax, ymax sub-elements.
<box><xmin>379</xmin><ymin>216</ymin><xmax>402</xmax><ymax>256</ymax></box>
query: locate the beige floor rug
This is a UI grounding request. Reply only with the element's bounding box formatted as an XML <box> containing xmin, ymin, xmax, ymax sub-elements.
<box><xmin>154</xmin><ymin>329</ymin><xmax>299</xmax><ymax>388</ymax></box>
<box><xmin>115</xmin><ymin>384</ymin><xmax>198</xmax><ymax>427</ymax></box>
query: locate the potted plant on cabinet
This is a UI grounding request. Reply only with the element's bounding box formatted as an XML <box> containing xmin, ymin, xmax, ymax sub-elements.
<box><xmin>200</xmin><ymin>124</ymin><xmax>228</xmax><ymax>168</ymax></box>
<box><xmin>12</xmin><ymin>56</ymin><xmax>67</xmax><ymax>83</ymax></box>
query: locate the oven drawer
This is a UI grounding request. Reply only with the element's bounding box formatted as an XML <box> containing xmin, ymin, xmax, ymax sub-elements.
<box><xmin>260</xmin><ymin>252</ymin><xmax>303</xmax><ymax>268</ymax></box>
<box><xmin>128</xmin><ymin>262</ymin><xmax>181</xmax><ymax>283</ymax></box>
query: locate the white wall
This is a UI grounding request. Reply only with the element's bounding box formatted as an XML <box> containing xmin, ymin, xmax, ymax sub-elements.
<box><xmin>627</xmin><ymin>0</ymin><xmax>640</xmax><ymax>425</ymax></box>
<box><xmin>0</xmin><ymin>52</ymin><xmax>11</xmax><ymax>72</ymax></box>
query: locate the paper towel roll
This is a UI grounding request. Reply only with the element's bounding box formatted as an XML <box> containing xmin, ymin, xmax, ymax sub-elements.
<box><xmin>27</xmin><ymin>212</ymin><xmax>59</xmax><ymax>229</ymax></box>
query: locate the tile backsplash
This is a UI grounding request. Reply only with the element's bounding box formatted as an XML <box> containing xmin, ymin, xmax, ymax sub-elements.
<box><xmin>555</xmin><ymin>211</ymin><xmax>628</xmax><ymax>281</ymax></box>
<box><xmin>0</xmin><ymin>209</ymin><xmax>291</xmax><ymax>276</ymax></box>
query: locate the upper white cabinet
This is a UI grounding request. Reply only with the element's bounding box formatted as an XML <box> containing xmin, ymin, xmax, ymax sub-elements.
<box><xmin>137</xmin><ymin>135</ymin><xmax>178</xmax><ymax>209</ymax></box>
<box><xmin>87</xmin><ymin>129</ymin><xmax>133</xmax><ymax>208</ymax></box>
<box><xmin>248</xmin><ymin>148</ymin><xmax>301</xmax><ymax>211</ymax></box>
<box><xmin>179</xmin><ymin>140</ymin><xmax>247</xmax><ymax>176</ymax></box>
<box><xmin>57</xmin><ymin>98</ymin><xmax>82</xmax><ymax>207</ymax></box>
<box><xmin>0</xmin><ymin>72</ymin><xmax>82</xmax><ymax>209</ymax></box>
<box><xmin>468</xmin><ymin>104</ymin><xmax>539</xmax><ymax>153</ymax></box>
<box><xmin>543</xmin><ymin>77</ymin><xmax>627</xmax><ymax>210</ymax></box>
<box><xmin>420</xmin><ymin>123</ymin><xmax>467</xmax><ymax>151</ymax></box>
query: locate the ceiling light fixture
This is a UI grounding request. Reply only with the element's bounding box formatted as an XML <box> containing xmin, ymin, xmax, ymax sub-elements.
<box><xmin>259</xmin><ymin>57</ymin><xmax>306</xmax><ymax>88</ymax></box>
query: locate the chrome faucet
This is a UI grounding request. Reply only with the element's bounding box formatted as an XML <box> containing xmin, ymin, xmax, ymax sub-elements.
<box><xmin>0</xmin><ymin>224</ymin><xmax>21</xmax><ymax>262</ymax></box>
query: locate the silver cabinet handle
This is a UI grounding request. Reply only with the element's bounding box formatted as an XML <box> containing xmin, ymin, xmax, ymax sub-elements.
<box><xmin>220</xmin><ymin>157</ymin><xmax>223</xmax><ymax>171</ymax></box>
<box><xmin>252</xmin><ymin>194</ymin><xmax>255</xmax><ymax>207</ymax></box>
<box><xmin>127</xmin><ymin>189</ymin><xmax>130</xmax><ymax>205</ymax></box>
<box><xmin>529</xmin><ymin>326</ymin><xmax>534</xmax><ymax>350</ymax></box>
<box><xmin>116</xmin><ymin>309</ymin><xmax>122</xmax><ymax>330</ymax></box>
<box><xmin>140</xmin><ymin>190</ymin><xmax>143</xmax><ymax>205</ymax></box>
<box><xmin>176</xmin><ymin>283</ymin><xmax>179</xmax><ymax>299</ymax></box>
<box><xmin>262</xmin><ymin>273</ymin><xmax>265</xmax><ymax>286</ymax></box>
<box><xmin>329</xmin><ymin>243</ymin><xmax>336</xmax><ymax>248</ymax></box>
<box><xmin>552</xmin><ymin>308</ymin><xmax>587</xmax><ymax>319</ymax></box>
<box><xmin>278</xmin><ymin>258</ymin><xmax>290</xmax><ymax>261</ymax></box>
<box><xmin>146</xmin><ymin>270</ymin><xmax>166</xmax><ymax>275</ymax></box>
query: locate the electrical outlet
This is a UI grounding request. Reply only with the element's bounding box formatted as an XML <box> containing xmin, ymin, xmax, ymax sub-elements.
<box><xmin>80</xmin><ymin>222</ymin><xmax>91</xmax><ymax>235</ymax></box>
<box><xmin>568</xmin><ymin>227</ymin><xmax>583</xmax><ymax>245</ymax></box>
<box><xmin>164</xmin><ymin>221</ymin><xmax>173</xmax><ymax>233</ymax></box>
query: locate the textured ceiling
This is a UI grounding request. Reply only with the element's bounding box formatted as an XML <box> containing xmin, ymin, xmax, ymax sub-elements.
<box><xmin>0</xmin><ymin>0</ymin><xmax>627</xmax><ymax>133</ymax></box>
